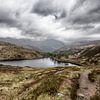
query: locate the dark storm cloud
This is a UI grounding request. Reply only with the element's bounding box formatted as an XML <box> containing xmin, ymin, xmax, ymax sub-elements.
<box><xmin>33</xmin><ymin>0</ymin><xmax>100</xmax><ymax>27</ymax></box>
<box><xmin>0</xmin><ymin>8</ymin><xmax>17</xmax><ymax>26</ymax></box>
<box><xmin>33</xmin><ymin>0</ymin><xmax>54</xmax><ymax>16</ymax></box>
<box><xmin>89</xmin><ymin>6</ymin><xmax>100</xmax><ymax>14</ymax></box>
<box><xmin>33</xmin><ymin>0</ymin><xmax>66</xmax><ymax>19</ymax></box>
<box><xmin>71</xmin><ymin>12</ymin><xmax>100</xmax><ymax>25</ymax></box>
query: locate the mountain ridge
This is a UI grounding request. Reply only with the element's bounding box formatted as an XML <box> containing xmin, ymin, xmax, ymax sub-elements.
<box><xmin>0</xmin><ymin>38</ymin><xmax>65</xmax><ymax>52</ymax></box>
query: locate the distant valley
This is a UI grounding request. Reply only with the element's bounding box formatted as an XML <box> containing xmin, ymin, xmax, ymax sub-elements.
<box><xmin>0</xmin><ymin>38</ymin><xmax>100</xmax><ymax>53</ymax></box>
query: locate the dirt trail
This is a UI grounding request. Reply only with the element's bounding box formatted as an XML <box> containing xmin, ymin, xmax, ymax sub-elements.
<box><xmin>76</xmin><ymin>70</ymin><xmax>96</xmax><ymax>100</ymax></box>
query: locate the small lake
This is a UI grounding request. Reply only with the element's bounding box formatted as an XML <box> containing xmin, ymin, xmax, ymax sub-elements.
<box><xmin>0</xmin><ymin>58</ymin><xmax>77</xmax><ymax>68</ymax></box>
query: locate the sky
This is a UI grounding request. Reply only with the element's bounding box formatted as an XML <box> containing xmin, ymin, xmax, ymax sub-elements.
<box><xmin>0</xmin><ymin>0</ymin><xmax>100</xmax><ymax>42</ymax></box>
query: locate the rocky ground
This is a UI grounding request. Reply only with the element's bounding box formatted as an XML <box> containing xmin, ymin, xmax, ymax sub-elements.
<box><xmin>0</xmin><ymin>65</ymin><xmax>99</xmax><ymax>100</ymax></box>
<box><xmin>0</xmin><ymin>41</ymin><xmax>43</xmax><ymax>61</ymax></box>
<box><xmin>54</xmin><ymin>45</ymin><xmax>100</xmax><ymax>66</ymax></box>
<box><xmin>74</xmin><ymin>45</ymin><xmax>100</xmax><ymax>66</ymax></box>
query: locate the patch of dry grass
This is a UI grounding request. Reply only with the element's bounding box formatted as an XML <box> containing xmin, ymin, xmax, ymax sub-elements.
<box><xmin>0</xmin><ymin>65</ymin><xmax>99</xmax><ymax>100</ymax></box>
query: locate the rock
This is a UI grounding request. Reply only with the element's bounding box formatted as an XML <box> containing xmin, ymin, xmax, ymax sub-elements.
<box><xmin>56</xmin><ymin>93</ymin><xmax>64</xmax><ymax>97</ymax></box>
<box><xmin>77</xmin><ymin>93</ymin><xmax>84</xmax><ymax>100</ymax></box>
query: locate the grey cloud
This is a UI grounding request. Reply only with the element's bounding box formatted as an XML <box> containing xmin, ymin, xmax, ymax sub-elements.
<box><xmin>89</xmin><ymin>6</ymin><xmax>100</xmax><ymax>14</ymax></box>
<box><xmin>0</xmin><ymin>0</ymin><xmax>100</xmax><ymax>42</ymax></box>
<box><xmin>32</xmin><ymin>0</ymin><xmax>66</xmax><ymax>19</ymax></box>
<box><xmin>69</xmin><ymin>0</ymin><xmax>100</xmax><ymax>25</ymax></box>
<box><xmin>71</xmin><ymin>0</ymin><xmax>87</xmax><ymax>13</ymax></box>
<box><xmin>67</xmin><ymin>24</ymin><xmax>95</xmax><ymax>30</ymax></box>
<box><xmin>33</xmin><ymin>0</ymin><xmax>54</xmax><ymax>16</ymax></box>
<box><xmin>0</xmin><ymin>8</ymin><xmax>17</xmax><ymax>26</ymax></box>
<box><xmin>33</xmin><ymin>0</ymin><xmax>100</xmax><ymax>29</ymax></box>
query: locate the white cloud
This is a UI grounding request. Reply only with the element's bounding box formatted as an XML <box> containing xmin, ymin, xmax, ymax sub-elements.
<box><xmin>0</xmin><ymin>27</ymin><xmax>35</xmax><ymax>39</ymax></box>
<box><xmin>0</xmin><ymin>0</ymin><xmax>100</xmax><ymax>42</ymax></box>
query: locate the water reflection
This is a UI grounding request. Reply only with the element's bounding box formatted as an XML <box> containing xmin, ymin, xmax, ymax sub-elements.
<box><xmin>0</xmin><ymin>58</ymin><xmax>76</xmax><ymax>68</ymax></box>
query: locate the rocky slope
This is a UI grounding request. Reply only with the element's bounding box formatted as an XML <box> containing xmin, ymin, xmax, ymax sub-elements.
<box><xmin>0</xmin><ymin>41</ymin><xmax>43</xmax><ymax>61</ymax></box>
<box><xmin>75</xmin><ymin>45</ymin><xmax>100</xmax><ymax>65</ymax></box>
<box><xmin>53</xmin><ymin>45</ymin><xmax>100</xmax><ymax>66</ymax></box>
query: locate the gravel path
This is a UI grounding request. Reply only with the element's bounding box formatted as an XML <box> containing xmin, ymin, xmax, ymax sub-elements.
<box><xmin>76</xmin><ymin>70</ymin><xmax>97</xmax><ymax>100</ymax></box>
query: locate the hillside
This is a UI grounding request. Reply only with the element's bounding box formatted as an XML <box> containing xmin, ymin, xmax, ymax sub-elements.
<box><xmin>0</xmin><ymin>41</ymin><xmax>43</xmax><ymax>61</ymax></box>
<box><xmin>52</xmin><ymin>45</ymin><xmax>100</xmax><ymax>66</ymax></box>
<box><xmin>75</xmin><ymin>45</ymin><xmax>100</xmax><ymax>65</ymax></box>
<box><xmin>38</xmin><ymin>39</ymin><xmax>65</xmax><ymax>52</ymax></box>
<box><xmin>0</xmin><ymin>38</ymin><xmax>42</xmax><ymax>52</ymax></box>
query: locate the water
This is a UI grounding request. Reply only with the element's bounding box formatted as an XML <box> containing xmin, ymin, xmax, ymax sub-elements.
<box><xmin>0</xmin><ymin>58</ymin><xmax>77</xmax><ymax>68</ymax></box>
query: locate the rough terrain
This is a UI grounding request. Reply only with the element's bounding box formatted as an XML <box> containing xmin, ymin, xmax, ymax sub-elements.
<box><xmin>0</xmin><ymin>65</ymin><xmax>99</xmax><ymax>100</ymax></box>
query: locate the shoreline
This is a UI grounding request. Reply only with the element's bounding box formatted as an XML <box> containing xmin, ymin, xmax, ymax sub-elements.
<box><xmin>0</xmin><ymin>56</ymin><xmax>45</xmax><ymax>62</ymax></box>
<box><xmin>51</xmin><ymin>57</ymin><xmax>82</xmax><ymax>66</ymax></box>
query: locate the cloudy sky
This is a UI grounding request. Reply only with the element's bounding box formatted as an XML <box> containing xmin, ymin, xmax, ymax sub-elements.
<box><xmin>0</xmin><ymin>0</ymin><xmax>100</xmax><ymax>42</ymax></box>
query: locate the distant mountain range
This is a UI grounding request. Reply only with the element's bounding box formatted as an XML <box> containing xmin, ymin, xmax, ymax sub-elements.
<box><xmin>0</xmin><ymin>38</ymin><xmax>65</xmax><ymax>52</ymax></box>
<box><xmin>0</xmin><ymin>38</ymin><xmax>100</xmax><ymax>53</ymax></box>
<box><xmin>55</xmin><ymin>40</ymin><xmax>100</xmax><ymax>53</ymax></box>
<box><xmin>37</xmin><ymin>39</ymin><xmax>65</xmax><ymax>52</ymax></box>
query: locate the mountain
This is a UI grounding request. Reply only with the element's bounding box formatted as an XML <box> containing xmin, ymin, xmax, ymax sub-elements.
<box><xmin>0</xmin><ymin>41</ymin><xmax>43</xmax><ymax>61</ymax></box>
<box><xmin>36</xmin><ymin>39</ymin><xmax>65</xmax><ymax>52</ymax></box>
<box><xmin>0</xmin><ymin>38</ymin><xmax>99</xmax><ymax>53</ymax></box>
<box><xmin>0</xmin><ymin>38</ymin><xmax>65</xmax><ymax>52</ymax></box>
<box><xmin>55</xmin><ymin>40</ymin><xmax>100</xmax><ymax>53</ymax></box>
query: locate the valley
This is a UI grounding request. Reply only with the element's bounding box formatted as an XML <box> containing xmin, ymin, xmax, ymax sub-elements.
<box><xmin>0</xmin><ymin>41</ymin><xmax>99</xmax><ymax>100</ymax></box>
<box><xmin>0</xmin><ymin>0</ymin><xmax>100</xmax><ymax>100</ymax></box>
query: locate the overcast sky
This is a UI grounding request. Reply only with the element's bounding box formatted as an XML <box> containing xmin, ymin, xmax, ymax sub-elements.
<box><xmin>0</xmin><ymin>0</ymin><xmax>100</xmax><ymax>42</ymax></box>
